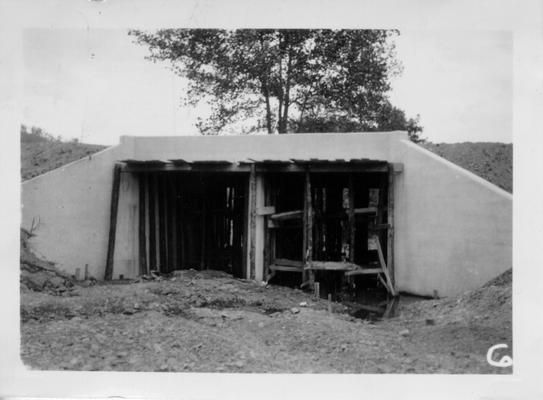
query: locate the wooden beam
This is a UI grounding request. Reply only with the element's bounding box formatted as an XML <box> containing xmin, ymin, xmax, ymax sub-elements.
<box><xmin>169</xmin><ymin>174</ymin><xmax>178</xmax><ymax>271</ymax></box>
<box><xmin>306</xmin><ymin>260</ymin><xmax>362</xmax><ymax>271</ymax></box>
<box><xmin>303</xmin><ymin>169</ymin><xmax>314</xmax><ymax>287</ymax></box>
<box><xmin>138</xmin><ymin>172</ymin><xmax>148</xmax><ymax>276</ymax></box>
<box><xmin>344</xmin><ymin>268</ymin><xmax>384</xmax><ymax>276</ymax></box>
<box><xmin>200</xmin><ymin>178</ymin><xmax>207</xmax><ymax>270</ymax></box>
<box><xmin>178</xmin><ymin>180</ymin><xmax>186</xmax><ymax>271</ymax></box>
<box><xmin>263</xmin><ymin>181</ymin><xmax>272</xmax><ymax>280</ymax></box>
<box><xmin>375</xmin><ymin>235</ymin><xmax>396</xmax><ymax>296</ymax></box>
<box><xmin>387</xmin><ymin>163</ymin><xmax>396</xmax><ymax>292</ymax></box>
<box><xmin>274</xmin><ymin>258</ymin><xmax>304</xmax><ymax>268</ymax></box>
<box><xmin>122</xmin><ymin>163</ymin><xmax>389</xmax><ymax>174</ymax></box>
<box><xmin>104</xmin><ymin>163</ymin><xmax>122</xmax><ymax>280</ymax></box>
<box><xmin>148</xmin><ymin>173</ymin><xmax>157</xmax><ymax>270</ymax></box>
<box><xmin>348</xmin><ymin>173</ymin><xmax>355</xmax><ymax>263</ymax></box>
<box><xmin>257</xmin><ymin>164</ymin><xmax>389</xmax><ymax>174</ymax></box>
<box><xmin>354</xmin><ymin>207</ymin><xmax>378</xmax><ymax>215</ymax></box>
<box><xmin>270</xmin><ymin>210</ymin><xmax>303</xmax><ymax>220</ymax></box>
<box><xmin>257</xmin><ymin>206</ymin><xmax>276</xmax><ymax>216</ymax></box>
<box><xmin>158</xmin><ymin>174</ymin><xmax>168</xmax><ymax>273</ymax></box>
<box><xmin>248</xmin><ymin>164</ymin><xmax>257</xmax><ymax>280</ymax></box>
<box><xmin>269</xmin><ymin>264</ymin><xmax>303</xmax><ymax>272</ymax></box>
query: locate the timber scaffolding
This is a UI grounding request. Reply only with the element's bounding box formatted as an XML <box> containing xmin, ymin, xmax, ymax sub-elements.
<box><xmin>105</xmin><ymin>157</ymin><xmax>401</xmax><ymax>297</ymax></box>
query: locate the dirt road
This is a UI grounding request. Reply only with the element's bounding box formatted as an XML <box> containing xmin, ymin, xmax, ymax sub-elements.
<box><xmin>20</xmin><ymin>269</ymin><xmax>512</xmax><ymax>374</ymax></box>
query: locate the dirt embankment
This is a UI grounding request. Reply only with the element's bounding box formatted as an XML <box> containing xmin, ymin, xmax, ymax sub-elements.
<box><xmin>21</xmin><ymin>141</ymin><xmax>106</xmax><ymax>181</ymax></box>
<box><xmin>20</xmin><ymin>269</ymin><xmax>512</xmax><ymax>374</ymax></box>
<box><xmin>423</xmin><ymin>142</ymin><xmax>512</xmax><ymax>193</ymax></box>
<box><xmin>20</xmin><ymin>229</ymin><xmax>75</xmax><ymax>295</ymax></box>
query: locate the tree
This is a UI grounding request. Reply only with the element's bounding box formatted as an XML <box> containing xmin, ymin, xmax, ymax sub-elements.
<box><xmin>130</xmin><ymin>29</ymin><xmax>422</xmax><ymax>137</ymax></box>
<box><xmin>20</xmin><ymin>124</ymin><xmax>59</xmax><ymax>143</ymax></box>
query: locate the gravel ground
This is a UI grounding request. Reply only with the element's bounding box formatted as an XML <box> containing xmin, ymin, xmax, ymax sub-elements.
<box><xmin>20</xmin><ymin>269</ymin><xmax>512</xmax><ymax>374</ymax></box>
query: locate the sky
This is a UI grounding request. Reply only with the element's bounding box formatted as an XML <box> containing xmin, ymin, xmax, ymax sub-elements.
<box><xmin>22</xmin><ymin>28</ymin><xmax>513</xmax><ymax>145</ymax></box>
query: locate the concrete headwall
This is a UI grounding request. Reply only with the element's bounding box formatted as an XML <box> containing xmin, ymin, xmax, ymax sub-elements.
<box><xmin>130</xmin><ymin>132</ymin><xmax>402</xmax><ymax>162</ymax></box>
<box><xmin>21</xmin><ymin>143</ymin><xmax>137</xmax><ymax>280</ymax></box>
<box><xmin>21</xmin><ymin>133</ymin><xmax>512</xmax><ymax>297</ymax></box>
<box><xmin>391</xmin><ymin>139</ymin><xmax>512</xmax><ymax>297</ymax></box>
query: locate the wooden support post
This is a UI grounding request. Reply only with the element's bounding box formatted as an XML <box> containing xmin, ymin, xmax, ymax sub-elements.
<box><xmin>148</xmin><ymin>173</ymin><xmax>157</xmax><ymax>271</ymax></box>
<box><xmin>348</xmin><ymin>173</ymin><xmax>355</xmax><ymax>263</ymax></box>
<box><xmin>104</xmin><ymin>163</ymin><xmax>122</xmax><ymax>280</ymax></box>
<box><xmin>248</xmin><ymin>164</ymin><xmax>257</xmax><ymax>280</ymax></box>
<box><xmin>375</xmin><ymin>236</ymin><xmax>396</xmax><ymax>296</ymax></box>
<box><xmin>314</xmin><ymin>282</ymin><xmax>320</xmax><ymax>299</ymax></box>
<box><xmin>158</xmin><ymin>174</ymin><xmax>168</xmax><ymax>273</ymax></box>
<box><xmin>138</xmin><ymin>172</ymin><xmax>148</xmax><ymax>276</ymax></box>
<box><xmin>313</xmin><ymin>188</ymin><xmax>321</xmax><ymax>260</ymax></box>
<box><xmin>169</xmin><ymin>174</ymin><xmax>178</xmax><ymax>271</ymax></box>
<box><xmin>263</xmin><ymin>177</ymin><xmax>272</xmax><ymax>281</ymax></box>
<box><xmin>200</xmin><ymin>178</ymin><xmax>207</xmax><ymax>270</ymax></box>
<box><xmin>303</xmin><ymin>169</ymin><xmax>314</xmax><ymax>288</ymax></box>
<box><xmin>178</xmin><ymin>178</ymin><xmax>186</xmax><ymax>271</ymax></box>
<box><xmin>387</xmin><ymin>163</ymin><xmax>395</xmax><ymax>292</ymax></box>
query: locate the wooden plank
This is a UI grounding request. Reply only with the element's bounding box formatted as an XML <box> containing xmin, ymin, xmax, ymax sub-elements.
<box><xmin>269</xmin><ymin>264</ymin><xmax>303</xmax><ymax>272</ymax></box>
<box><xmin>269</xmin><ymin>182</ymin><xmax>277</xmax><ymax>278</ymax></box>
<box><xmin>178</xmin><ymin>180</ymin><xmax>186</xmax><ymax>270</ymax></box>
<box><xmin>373</xmin><ymin>223</ymin><xmax>390</xmax><ymax>230</ymax></box>
<box><xmin>122</xmin><ymin>162</ymin><xmax>389</xmax><ymax>174</ymax></box>
<box><xmin>274</xmin><ymin>258</ymin><xmax>304</xmax><ymax>268</ymax></box>
<box><xmin>104</xmin><ymin>163</ymin><xmax>122</xmax><ymax>280</ymax></box>
<box><xmin>169</xmin><ymin>174</ymin><xmax>178</xmax><ymax>271</ymax></box>
<box><xmin>148</xmin><ymin>173</ymin><xmax>157</xmax><ymax>270</ymax></box>
<box><xmin>200</xmin><ymin>179</ymin><xmax>207</xmax><ymax>270</ymax></box>
<box><xmin>307</xmin><ymin>260</ymin><xmax>362</xmax><ymax>271</ymax></box>
<box><xmin>344</xmin><ymin>268</ymin><xmax>384</xmax><ymax>276</ymax></box>
<box><xmin>263</xmin><ymin>180</ymin><xmax>272</xmax><ymax>280</ymax></box>
<box><xmin>354</xmin><ymin>207</ymin><xmax>378</xmax><ymax>215</ymax></box>
<box><xmin>138</xmin><ymin>172</ymin><xmax>148</xmax><ymax>276</ymax></box>
<box><xmin>257</xmin><ymin>206</ymin><xmax>276</xmax><ymax>216</ymax></box>
<box><xmin>158</xmin><ymin>174</ymin><xmax>168</xmax><ymax>272</ymax></box>
<box><xmin>377</xmin><ymin>273</ymin><xmax>389</xmax><ymax>291</ymax></box>
<box><xmin>270</xmin><ymin>210</ymin><xmax>303</xmax><ymax>220</ymax></box>
<box><xmin>387</xmin><ymin>163</ymin><xmax>396</xmax><ymax>291</ymax></box>
<box><xmin>248</xmin><ymin>164</ymin><xmax>257</xmax><ymax>280</ymax></box>
<box><xmin>375</xmin><ymin>235</ymin><xmax>396</xmax><ymax>296</ymax></box>
<box><xmin>383</xmin><ymin>297</ymin><xmax>399</xmax><ymax>318</ymax></box>
<box><xmin>348</xmin><ymin>173</ymin><xmax>355</xmax><ymax>263</ymax></box>
<box><xmin>303</xmin><ymin>169</ymin><xmax>314</xmax><ymax>287</ymax></box>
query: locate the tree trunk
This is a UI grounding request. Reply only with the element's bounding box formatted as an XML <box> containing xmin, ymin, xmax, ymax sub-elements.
<box><xmin>281</xmin><ymin>50</ymin><xmax>293</xmax><ymax>133</ymax></box>
<box><xmin>259</xmin><ymin>34</ymin><xmax>274</xmax><ymax>134</ymax></box>
<box><xmin>264</xmin><ymin>91</ymin><xmax>273</xmax><ymax>134</ymax></box>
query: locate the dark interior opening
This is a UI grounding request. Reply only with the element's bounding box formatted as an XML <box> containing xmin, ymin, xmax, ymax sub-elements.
<box><xmin>140</xmin><ymin>171</ymin><xmax>248</xmax><ymax>278</ymax></box>
<box><xmin>265</xmin><ymin>170</ymin><xmax>390</xmax><ymax>294</ymax></box>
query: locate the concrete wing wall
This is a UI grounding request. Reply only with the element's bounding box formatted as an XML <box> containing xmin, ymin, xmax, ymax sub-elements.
<box><xmin>21</xmin><ymin>142</ymin><xmax>136</xmax><ymax>280</ymax></box>
<box><xmin>391</xmin><ymin>139</ymin><xmax>512</xmax><ymax>297</ymax></box>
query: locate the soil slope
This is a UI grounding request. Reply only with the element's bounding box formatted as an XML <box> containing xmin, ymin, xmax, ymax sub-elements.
<box><xmin>21</xmin><ymin>140</ymin><xmax>106</xmax><ymax>181</ymax></box>
<box><xmin>423</xmin><ymin>142</ymin><xmax>512</xmax><ymax>193</ymax></box>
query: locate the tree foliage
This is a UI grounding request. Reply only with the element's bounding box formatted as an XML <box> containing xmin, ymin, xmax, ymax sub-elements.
<box><xmin>20</xmin><ymin>124</ymin><xmax>61</xmax><ymax>143</ymax></box>
<box><xmin>130</xmin><ymin>29</ymin><xmax>422</xmax><ymax>137</ymax></box>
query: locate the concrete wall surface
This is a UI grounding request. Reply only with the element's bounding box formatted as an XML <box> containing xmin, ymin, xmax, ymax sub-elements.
<box><xmin>130</xmin><ymin>131</ymin><xmax>407</xmax><ymax>162</ymax></box>
<box><xmin>391</xmin><ymin>139</ymin><xmax>512</xmax><ymax>297</ymax></box>
<box><xmin>21</xmin><ymin>144</ymin><xmax>136</xmax><ymax>279</ymax></box>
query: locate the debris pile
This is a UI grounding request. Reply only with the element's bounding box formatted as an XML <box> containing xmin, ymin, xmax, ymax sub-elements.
<box><xmin>20</xmin><ymin>229</ymin><xmax>74</xmax><ymax>295</ymax></box>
